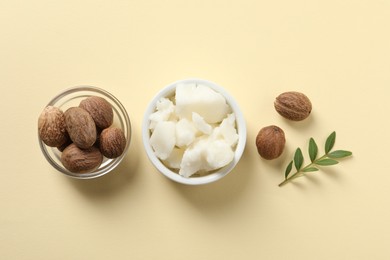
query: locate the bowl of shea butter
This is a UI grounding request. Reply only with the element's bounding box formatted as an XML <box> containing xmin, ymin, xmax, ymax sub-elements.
<box><xmin>142</xmin><ymin>79</ymin><xmax>246</xmax><ymax>185</ymax></box>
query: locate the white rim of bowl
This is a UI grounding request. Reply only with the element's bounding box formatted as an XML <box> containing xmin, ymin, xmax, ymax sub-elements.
<box><xmin>142</xmin><ymin>78</ymin><xmax>247</xmax><ymax>185</ymax></box>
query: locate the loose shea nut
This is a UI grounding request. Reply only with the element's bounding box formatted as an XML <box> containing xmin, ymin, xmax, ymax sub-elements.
<box><xmin>79</xmin><ymin>96</ymin><xmax>113</xmax><ymax>129</ymax></box>
<box><xmin>64</xmin><ymin>107</ymin><xmax>97</xmax><ymax>149</ymax></box>
<box><xmin>99</xmin><ymin>127</ymin><xmax>126</xmax><ymax>158</ymax></box>
<box><xmin>61</xmin><ymin>143</ymin><xmax>103</xmax><ymax>173</ymax></box>
<box><xmin>38</xmin><ymin>106</ymin><xmax>68</xmax><ymax>147</ymax></box>
<box><xmin>256</xmin><ymin>125</ymin><xmax>286</xmax><ymax>160</ymax></box>
<box><xmin>274</xmin><ymin>91</ymin><xmax>312</xmax><ymax>121</ymax></box>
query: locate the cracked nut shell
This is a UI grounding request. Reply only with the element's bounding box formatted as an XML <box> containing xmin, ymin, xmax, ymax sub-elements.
<box><xmin>99</xmin><ymin>127</ymin><xmax>126</xmax><ymax>158</ymax></box>
<box><xmin>274</xmin><ymin>91</ymin><xmax>312</xmax><ymax>121</ymax></box>
<box><xmin>61</xmin><ymin>143</ymin><xmax>103</xmax><ymax>173</ymax></box>
<box><xmin>38</xmin><ymin>106</ymin><xmax>68</xmax><ymax>147</ymax></box>
<box><xmin>256</xmin><ymin>125</ymin><xmax>286</xmax><ymax>160</ymax></box>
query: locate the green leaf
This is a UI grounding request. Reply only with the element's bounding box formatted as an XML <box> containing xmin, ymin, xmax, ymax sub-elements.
<box><xmin>316</xmin><ymin>158</ymin><xmax>339</xmax><ymax>166</ymax></box>
<box><xmin>285</xmin><ymin>161</ymin><xmax>293</xmax><ymax>179</ymax></box>
<box><xmin>294</xmin><ymin>148</ymin><xmax>304</xmax><ymax>171</ymax></box>
<box><xmin>325</xmin><ymin>131</ymin><xmax>336</xmax><ymax>154</ymax></box>
<box><xmin>308</xmin><ymin>138</ymin><xmax>318</xmax><ymax>162</ymax></box>
<box><xmin>328</xmin><ymin>150</ymin><xmax>352</xmax><ymax>158</ymax></box>
<box><xmin>303</xmin><ymin>167</ymin><xmax>319</xmax><ymax>172</ymax></box>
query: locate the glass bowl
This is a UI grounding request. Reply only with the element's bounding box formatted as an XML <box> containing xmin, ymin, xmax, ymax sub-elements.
<box><xmin>142</xmin><ymin>78</ymin><xmax>247</xmax><ymax>185</ymax></box>
<box><xmin>38</xmin><ymin>86</ymin><xmax>131</xmax><ymax>179</ymax></box>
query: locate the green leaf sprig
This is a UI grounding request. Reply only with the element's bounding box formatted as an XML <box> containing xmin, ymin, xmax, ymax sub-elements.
<box><xmin>279</xmin><ymin>131</ymin><xmax>352</xmax><ymax>187</ymax></box>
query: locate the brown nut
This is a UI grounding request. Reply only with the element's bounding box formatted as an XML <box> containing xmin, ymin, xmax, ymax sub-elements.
<box><xmin>57</xmin><ymin>134</ymin><xmax>72</xmax><ymax>152</ymax></box>
<box><xmin>79</xmin><ymin>96</ymin><xmax>113</xmax><ymax>129</ymax></box>
<box><xmin>61</xmin><ymin>143</ymin><xmax>103</xmax><ymax>173</ymax></box>
<box><xmin>38</xmin><ymin>106</ymin><xmax>68</xmax><ymax>147</ymax></box>
<box><xmin>64</xmin><ymin>107</ymin><xmax>97</xmax><ymax>149</ymax></box>
<box><xmin>256</xmin><ymin>125</ymin><xmax>286</xmax><ymax>160</ymax></box>
<box><xmin>99</xmin><ymin>127</ymin><xmax>126</xmax><ymax>158</ymax></box>
<box><xmin>274</xmin><ymin>91</ymin><xmax>312</xmax><ymax>121</ymax></box>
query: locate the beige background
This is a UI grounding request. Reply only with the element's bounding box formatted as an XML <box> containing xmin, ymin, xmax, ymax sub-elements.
<box><xmin>1</xmin><ymin>0</ymin><xmax>389</xmax><ymax>259</ymax></box>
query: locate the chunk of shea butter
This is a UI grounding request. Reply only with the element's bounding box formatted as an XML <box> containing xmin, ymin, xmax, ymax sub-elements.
<box><xmin>219</xmin><ymin>113</ymin><xmax>238</xmax><ymax>146</ymax></box>
<box><xmin>175</xmin><ymin>83</ymin><xmax>230</xmax><ymax>123</ymax></box>
<box><xmin>150</xmin><ymin>121</ymin><xmax>176</xmax><ymax>160</ymax></box>
<box><xmin>163</xmin><ymin>147</ymin><xmax>185</xmax><ymax>169</ymax></box>
<box><xmin>210</xmin><ymin>113</ymin><xmax>238</xmax><ymax>146</ymax></box>
<box><xmin>175</xmin><ymin>118</ymin><xmax>197</xmax><ymax>147</ymax></box>
<box><xmin>149</xmin><ymin>98</ymin><xmax>175</xmax><ymax>130</ymax></box>
<box><xmin>205</xmin><ymin>140</ymin><xmax>234</xmax><ymax>170</ymax></box>
<box><xmin>179</xmin><ymin>137</ymin><xmax>209</xmax><ymax>178</ymax></box>
<box><xmin>192</xmin><ymin>112</ymin><xmax>212</xmax><ymax>135</ymax></box>
<box><xmin>179</xmin><ymin>137</ymin><xmax>234</xmax><ymax>177</ymax></box>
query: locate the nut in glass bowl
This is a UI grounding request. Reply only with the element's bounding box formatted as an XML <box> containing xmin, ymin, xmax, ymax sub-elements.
<box><xmin>38</xmin><ymin>86</ymin><xmax>131</xmax><ymax>179</ymax></box>
<box><xmin>142</xmin><ymin>79</ymin><xmax>247</xmax><ymax>185</ymax></box>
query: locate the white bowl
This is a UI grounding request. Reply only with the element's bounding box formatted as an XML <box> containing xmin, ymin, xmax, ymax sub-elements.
<box><xmin>142</xmin><ymin>78</ymin><xmax>247</xmax><ymax>185</ymax></box>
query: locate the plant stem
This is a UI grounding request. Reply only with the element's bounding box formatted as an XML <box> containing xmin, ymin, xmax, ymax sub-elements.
<box><xmin>278</xmin><ymin>155</ymin><xmax>328</xmax><ymax>187</ymax></box>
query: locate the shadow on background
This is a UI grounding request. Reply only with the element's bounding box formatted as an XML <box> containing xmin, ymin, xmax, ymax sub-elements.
<box><xmin>65</xmin><ymin>135</ymin><xmax>142</xmax><ymax>201</ymax></box>
<box><xmin>166</xmin><ymin>146</ymin><xmax>259</xmax><ymax>217</ymax></box>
